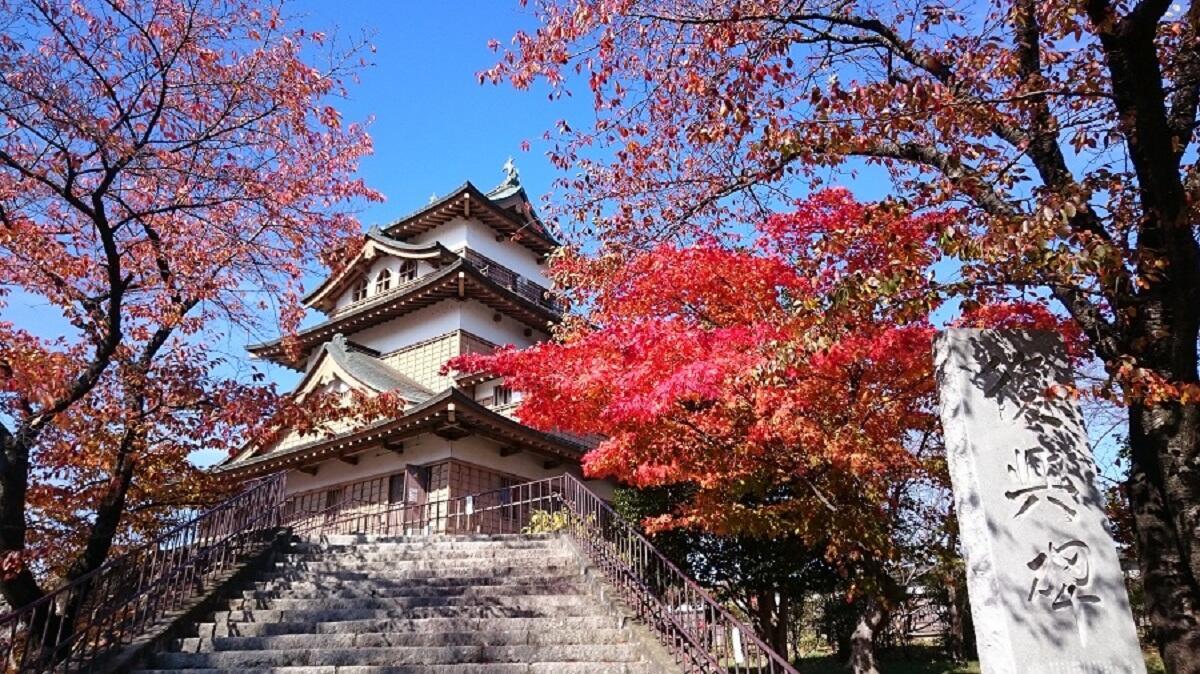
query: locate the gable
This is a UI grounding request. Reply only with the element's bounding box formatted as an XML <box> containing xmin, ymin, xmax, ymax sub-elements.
<box><xmin>294</xmin><ymin>334</ymin><xmax>434</xmax><ymax>403</ymax></box>
<box><xmin>305</xmin><ymin>228</ymin><xmax>457</xmax><ymax>314</ymax></box>
<box><xmin>381</xmin><ymin>182</ymin><xmax>558</xmax><ymax>257</ymax></box>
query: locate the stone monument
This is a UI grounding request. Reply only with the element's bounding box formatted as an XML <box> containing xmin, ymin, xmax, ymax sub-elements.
<box><xmin>934</xmin><ymin>328</ymin><xmax>1145</xmax><ymax>673</ymax></box>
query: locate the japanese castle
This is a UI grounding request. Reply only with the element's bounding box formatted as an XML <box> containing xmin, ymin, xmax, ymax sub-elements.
<box><xmin>217</xmin><ymin>161</ymin><xmax>609</xmax><ymax>517</ymax></box>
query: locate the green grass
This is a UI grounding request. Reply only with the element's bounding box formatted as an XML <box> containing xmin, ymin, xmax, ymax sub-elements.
<box><xmin>1144</xmin><ymin>648</ymin><xmax>1166</xmax><ymax>674</ymax></box>
<box><xmin>790</xmin><ymin>647</ymin><xmax>1162</xmax><ymax>674</ymax></box>
<box><xmin>792</xmin><ymin>652</ymin><xmax>978</xmax><ymax>674</ymax></box>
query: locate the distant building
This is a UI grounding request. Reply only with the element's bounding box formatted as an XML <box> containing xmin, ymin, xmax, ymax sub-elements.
<box><xmin>217</xmin><ymin>162</ymin><xmax>609</xmax><ymax>526</ymax></box>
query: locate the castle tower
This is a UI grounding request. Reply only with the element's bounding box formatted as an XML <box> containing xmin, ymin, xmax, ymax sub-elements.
<box><xmin>217</xmin><ymin>162</ymin><xmax>608</xmax><ymax>522</ymax></box>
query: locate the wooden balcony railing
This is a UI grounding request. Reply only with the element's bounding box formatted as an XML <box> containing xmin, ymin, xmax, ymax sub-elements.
<box><xmin>460</xmin><ymin>248</ymin><xmax>564</xmax><ymax>314</ymax></box>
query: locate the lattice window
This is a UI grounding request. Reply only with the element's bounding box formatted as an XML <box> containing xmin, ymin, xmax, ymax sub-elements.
<box><xmin>344</xmin><ymin>476</ymin><xmax>386</xmax><ymax>506</ymax></box>
<box><xmin>493</xmin><ymin>385</ymin><xmax>513</xmax><ymax>406</ymax></box>
<box><xmin>399</xmin><ymin>259</ymin><xmax>418</xmax><ymax>282</ymax></box>
<box><xmin>447</xmin><ymin>460</ymin><xmax>524</xmax><ymax>497</ymax></box>
<box><xmin>287</xmin><ymin>490</ymin><xmax>326</xmax><ymax>518</ymax></box>
<box><xmin>351</xmin><ymin>275</ymin><xmax>369</xmax><ymax>302</ymax></box>
<box><xmin>375</xmin><ymin>268</ymin><xmax>392</xmax><ymax>294</ymax></box>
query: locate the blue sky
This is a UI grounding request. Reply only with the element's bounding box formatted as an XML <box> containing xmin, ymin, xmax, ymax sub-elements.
<box><xmin>294</xmin><ymin>2</ymin><xmax>588</xmax><ymax>230</ymax></box>
<box><xmin>0</xmin><ymin>2</ymin><xmax>939</xmax><ymax>467</ymax></box>
<box><xmin>2</xmin><ymin>2</ymin><xmax>894</xmax><ymax>362</ymax></box>
<box><xmin>270</xmin><ymin>2</ymin><xmax>1127</xmax><ymax>480</ymax></box>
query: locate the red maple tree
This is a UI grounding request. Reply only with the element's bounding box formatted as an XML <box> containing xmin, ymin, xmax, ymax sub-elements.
<box><xmin>486</xmin><ymin>1</ymin><xmax>1200</xmax><ymax>667</ymax></box>
<box><xmin>0</xmin><ymin>0</ymin><xmax>377</xmax><ymax>608</ymax></box>
<box><xmin>451</xmin><ymin>191</ymin><xmax>977</xmax><ymax>670</ymax></box>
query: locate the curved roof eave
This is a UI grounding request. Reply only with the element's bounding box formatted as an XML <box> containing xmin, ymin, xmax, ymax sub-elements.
<box><xmin>213</xmin><ymin>388</ymin><xmax>589</xmax><ymax>479</ymax></box>
<box><xmin>247</xmin><ymin>259</ymin><xmax>561</xmax><ymax>369</ymax></box>
<box><xmin>302</xmin><ymin>228</ymin><xmax>458</xmax><ymax>309</ymax></box>
<box><xmin>382</xmin><ymin>182</ymin><xmax>560</xmax><ymax>254</ymax></box>
<box><xmin>293</xmin><ymin>334</ymin><xmax>434</xmax><ymax>401</ymax></box>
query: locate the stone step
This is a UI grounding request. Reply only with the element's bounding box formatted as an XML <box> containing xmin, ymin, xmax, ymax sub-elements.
<box><xmin>136</xmin><ymin>663</ymin><xmax>658</xmax><ymax>674</ymax></box>
<box><xmin>291</xmin><ymin>539</ymin><xmax>562</xmax><ymax>553</ymax></box>
<box><xmin>133</xmin><ymin>534</ymin><xmax>677</xmax><ymax>673</ymax></box>
<box><xmin>294</xmin><ymin>533</ymin><xmax>560</xmax><ymax>546</ymax></box>
<box><xmin>270</xmin><ymin>556</ymin><xmax>577</xmax><ymax>572</ymax></box>
<box><xmin>173</xmin><ymin>627</ymin><xmax>632</xmax><ymax>652</ymax></box>
<box><xmin>249</xmin><ymin>573</ymin><xmax>581</xmax><ymax>593</ymax></box>
<box><xmin>278</xmin><ymin>549</ymin><xmax>568</xmax><ymax>563</ymax></box>
<box><xmin>194</xmin><ymin>615</ymin><xmax>626</xmax><ymax>638</ymax></box>
<box><xmin>255</xmin><ymin>565</ymin><xmax>579</xmax><ymax>584</ymax></box>
<box><xmin>226</xmin><ymin>594</ymin><xmax>594</xmax><ymax>612</ymax></box>
<box><xmin>150</xmin><ymin>644</ymin><xmax>645</xmax><ymax>668</ymax></box>
<box><xmin>268</xmin><ymin>561</ymin><xmax>577</xmax><ymax>575</ymax></box>
<box><xmin>210</xmin><ymin>604</ymin><xmax>611</xmax><ymax>624</ymax></box>
<box><xmin>241</xmin><ymin>580</ymin><xmax>586</xmax><ymax>600</ymax></box>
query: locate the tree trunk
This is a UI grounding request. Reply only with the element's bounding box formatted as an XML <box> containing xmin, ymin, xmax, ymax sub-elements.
<box><xmin>847</xmin><ymin>596</ymin><xmax>887</xmax><ymax>674</ymax></box>
<box><xmin>0</xmin><ymin>423</ymin><xmax>136</xmax><ymax>667</ymax></box>
<box><xmin>67</xmin><ymin>445</ymin><xmax>136</xmax><ymax>581</ymax></box>
<box><xmin>772</xmin><ymin>592</ymin><xmax>791</xmax><ymax>660</ymax></box>
<box><xmin>0</xmin><ymin>430</ymin><xmax>43</xmax><ymax>610</ymax></box>
<box><xmin>1128</xmin><ymin>400</ymin><xmax>1200</xmax><ymax>674</ymax></box>
<box><xmin>751</xmin><ymin>590</ymin><xmax>791</xmax><ymax>660</ymax></box>
<box><xmin>946</xmin><ymin>579</ymin><xmax>965</xmax><ymax>663</ymax></box>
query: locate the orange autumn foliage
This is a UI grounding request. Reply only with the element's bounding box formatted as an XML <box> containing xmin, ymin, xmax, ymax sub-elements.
<box><xmin>0</xmin><ymin>0</ymin><xmax>377</xmax><ymax>604</ymax></box>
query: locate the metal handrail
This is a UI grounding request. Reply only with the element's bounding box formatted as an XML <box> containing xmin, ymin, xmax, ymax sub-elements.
<box><xmin>0</xmin><ymin>472</ymin><xmax>286</xmax><ymax>673</ymax></box>
<box><xmin>287</xmin><ymin>474</ymin><xmax>798</xmax><ymax>673</ymax></box>
<box><xmin>557</xmin><ymin>474</ymin><xmax>799</xmax><ymax>674</ymax></box>
<box><xmin>1</xmin><ymin>470</ymin><xmax>796</xmax><ymax>673</ymax></box>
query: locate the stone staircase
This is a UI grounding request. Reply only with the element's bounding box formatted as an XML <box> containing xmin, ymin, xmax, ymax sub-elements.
<box><xmin>132</xmin><ymin>533</ymin><xmax>678</xmax><ymax>674</ymax></box>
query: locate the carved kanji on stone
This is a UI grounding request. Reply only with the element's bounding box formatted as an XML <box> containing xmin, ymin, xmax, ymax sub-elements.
<box><xmin>936</xmin><ymin>330</ymin><xmax>1144</xmax><ymax>672</ymax></box>
<box><xmin>1026</xmin><ymin>540</ymin><xmax>1100</xmax><ymax>610</ymax></box>
<box><xmin>1026</xmin><ymin>539</ymin><xmax>1102</xmax><ymax>647</ymax></box>
<box><xmin>1005</xmin><ymin>446</ymin><xmax>1081</xmax><ymax>521</ymax></box>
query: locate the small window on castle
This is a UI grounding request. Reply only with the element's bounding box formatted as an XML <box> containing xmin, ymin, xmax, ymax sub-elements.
<box><xmin>351</xmin><ymin>275</ymin><xmax>368</xmax><ymax>302</ymax></box>
<box><xmin>375</xmin><ymin>268</ymin><xmax>392</xmax><ymax>294</ymax></box>
<box><xmin>399</xmin><ymin>259</ymin><xmax>417</xmax><ymax>282</ymax></box>
<box><xmin>493</xmin><ymin>385</ymin><xmax>512</xmax><ymax>406</ymax></box>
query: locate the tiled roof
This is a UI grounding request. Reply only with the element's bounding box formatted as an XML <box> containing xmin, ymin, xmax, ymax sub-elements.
<box><xmin>382</xmin><ymin>182</ymin><xmax>559</xmax><ymax>254</ymax></box>
<box><xmin>323</xmin><ymin>334</ymin><xmax>433</xmax><ymax>402</ymax></box>
<box><xmin>215</xmin><ymin>388</ymin><xmax>590</xmax><ymax>479</ymax></box>
<box><xmin>302</xmin><ymin>227</ymin><xmax>458</xmax><ymax>309</ymax></box>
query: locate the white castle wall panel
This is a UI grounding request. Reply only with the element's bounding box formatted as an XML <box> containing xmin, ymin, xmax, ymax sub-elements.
<box><xmin>410</xmin><ymin>216</ymin><xmax>550</xmax><ymax>286</ymax></box>
<box><xmin>352</xmin><ymin>300</ymin><xmax>539</xmax><ymax>356</ymax></box>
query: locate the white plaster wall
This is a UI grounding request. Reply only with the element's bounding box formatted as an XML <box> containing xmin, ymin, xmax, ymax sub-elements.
<box><xmin>332</xmin><ymin>256</ymin><xmax>436</xmax><ymax>312</ymax></box>
<box><xmin>474</xmin><ymin>378</ymin><xmax>524</xmax><ymax>404</ymax></box>
<box><xmin>410</xmin><ymin>217</ymin><xmax>549</xmax><ymax>286</ymax></box>
<box><xmin>284</xmin><ymin>432</ymin><xmax>446</xmax><ymax>495</ymax></box>
<box><xmin>458</xmin><ymin>300</ymin><xmax>543</xmax><ymax>346</ymax></box>
<box><xmin>410</xmin><ymin>220</ymin><xmax>468</xmax><ymax>253</ymax></box>
<box><xmin>349</xmin><ymin>302</ymin><xmax>461</xmax><ymax>353</ymax></box>
<box><xmin>349</xmin><ymin>300</ymin><xmax>540</xmax><ymax>355</ymax></box>
<box><xmin>442</xmin><ymin>435</ymin><xmax>614</xmax><ymax>500</ymax></box>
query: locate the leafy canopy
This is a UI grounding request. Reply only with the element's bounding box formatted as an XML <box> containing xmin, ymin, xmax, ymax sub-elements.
<box><xmin>452</xmin><ymin>191</ymin><xmax>967</xmax><ymax>568</ymax></box>
<box><xmin>0</xmin><ymin>0</ymin><xmax>376</xmax><ymax>588</ymax></box>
